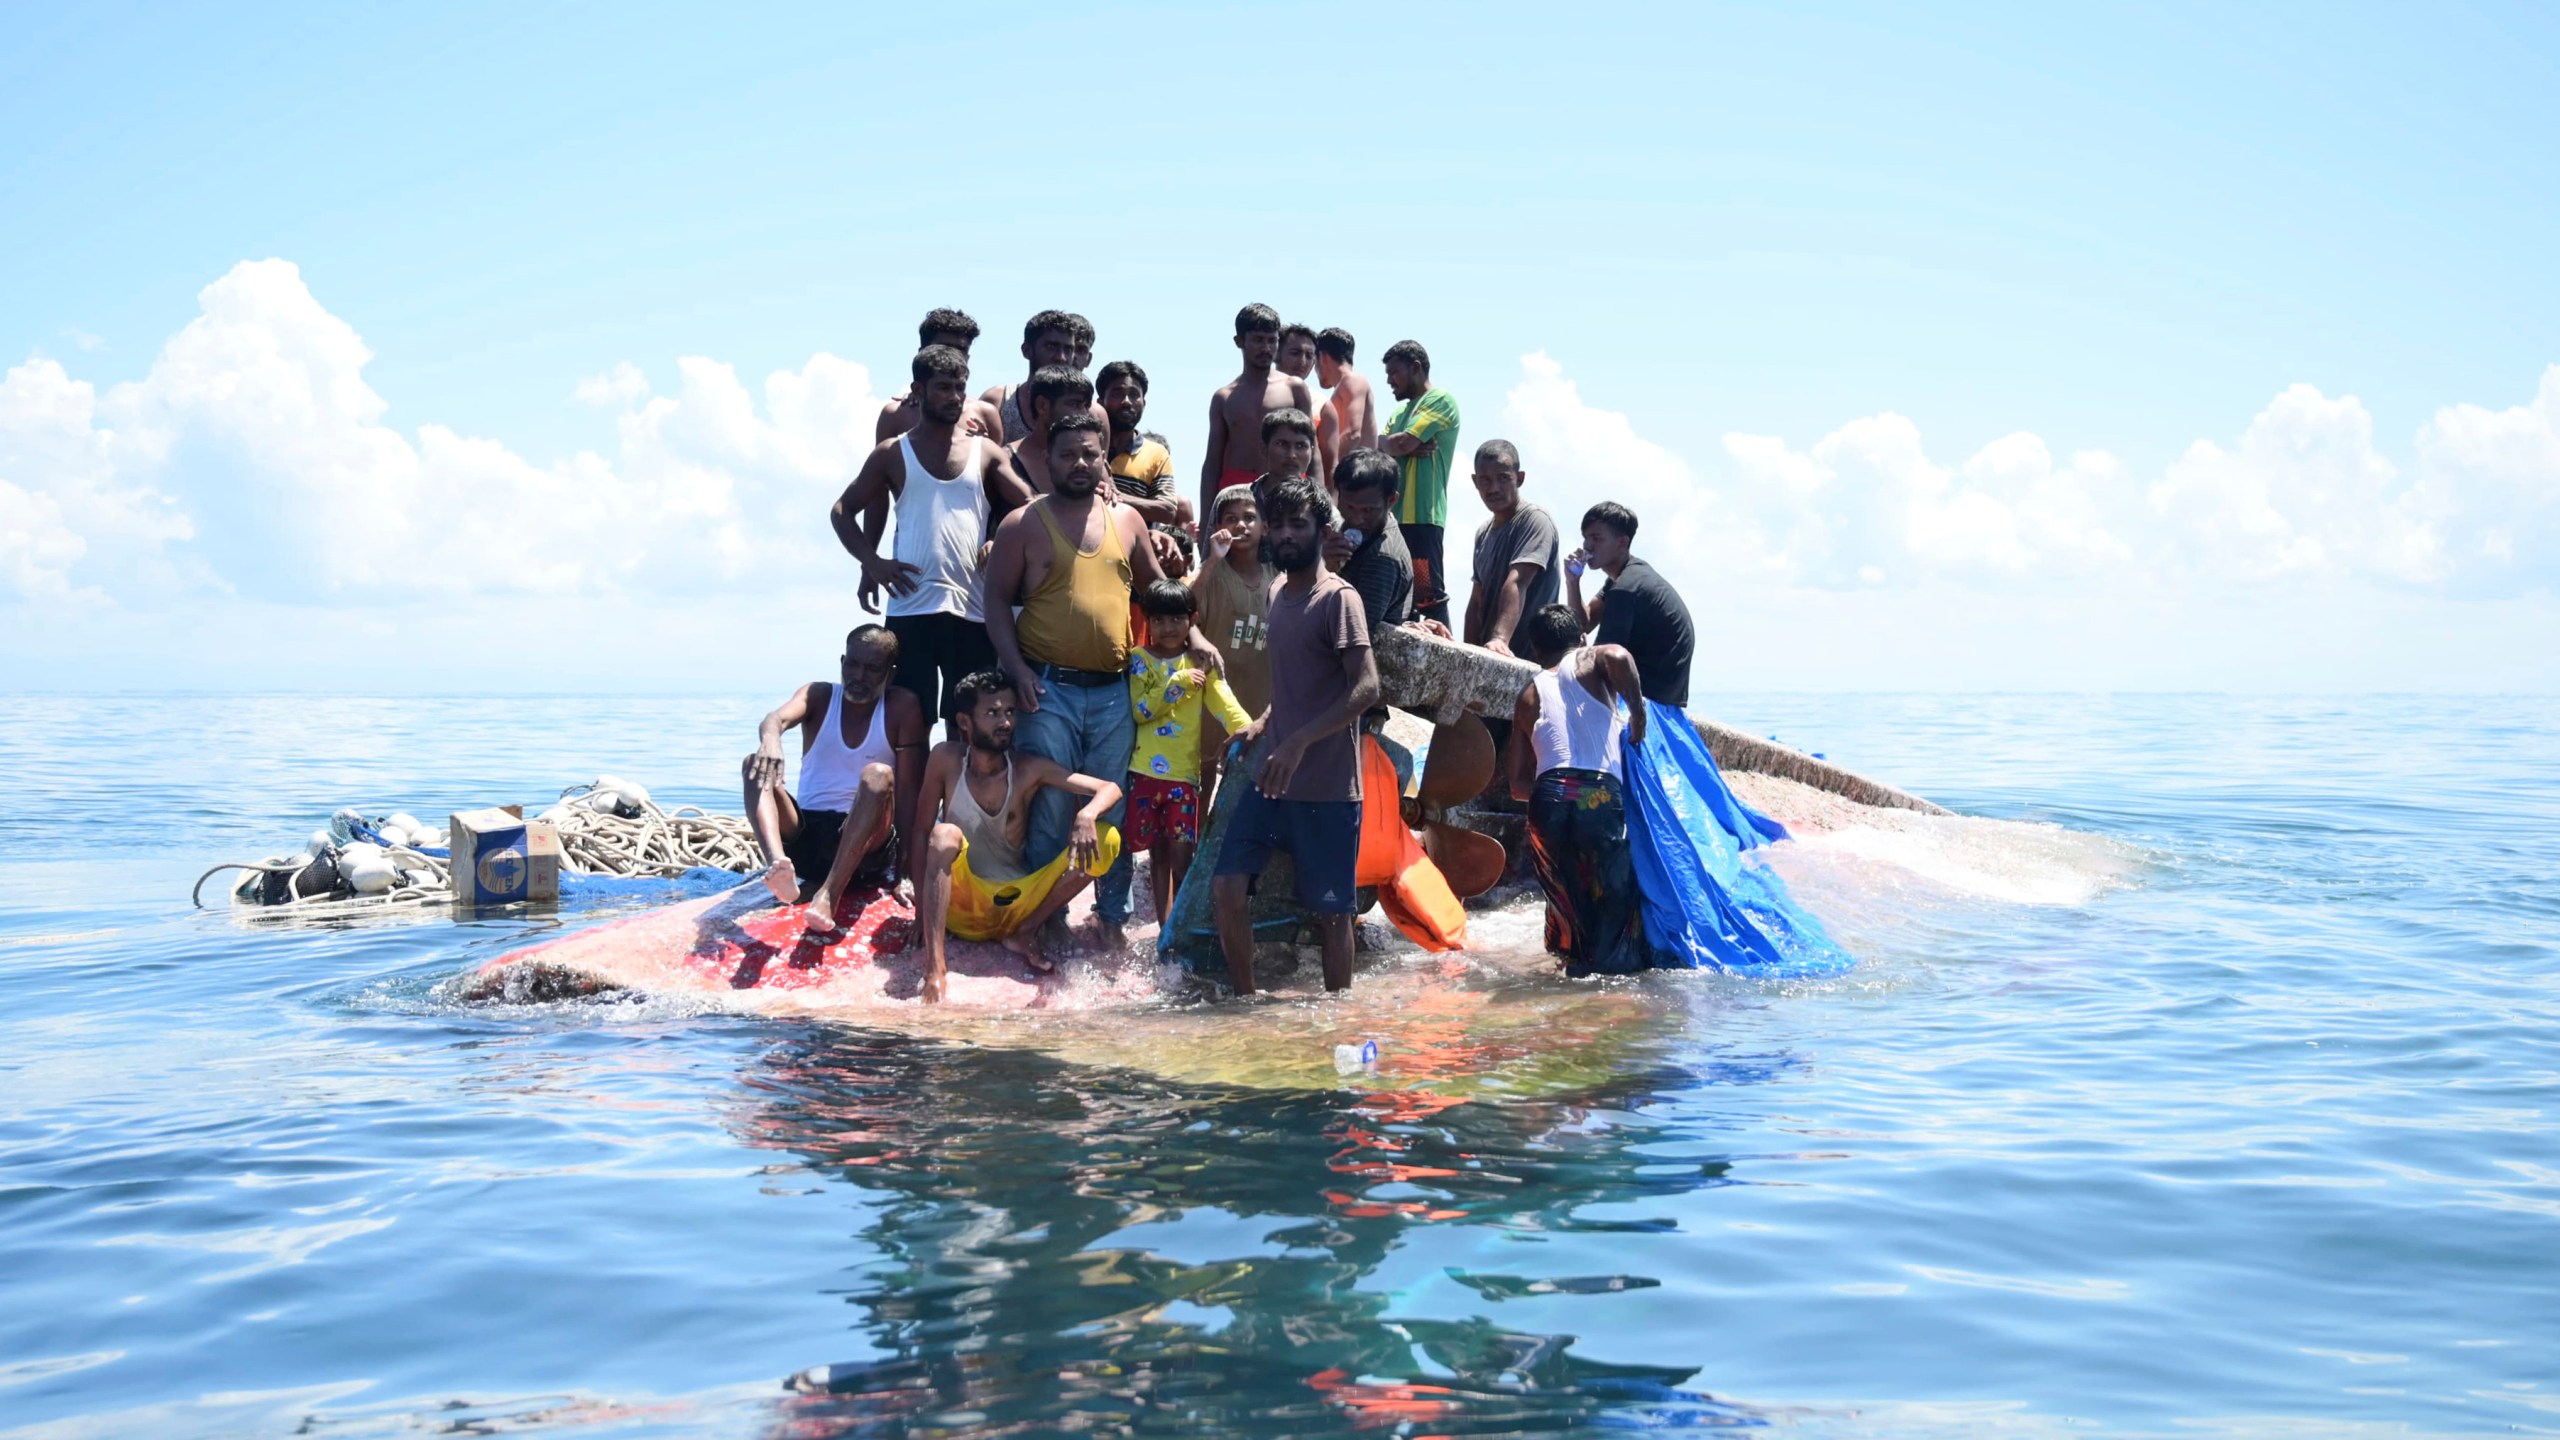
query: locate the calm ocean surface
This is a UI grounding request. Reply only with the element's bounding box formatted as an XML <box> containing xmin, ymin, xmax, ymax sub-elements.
<box><xmin>2</xmin><ymin>692</ymin><xmax>2554</xmax><ymax>1438</ymax></box>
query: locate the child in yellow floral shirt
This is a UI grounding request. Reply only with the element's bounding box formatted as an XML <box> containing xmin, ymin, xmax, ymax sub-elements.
<box><xmin>1128</xmin><ymin>579</ymin><xmax>1256</xmax><ymax>927</ymax></box>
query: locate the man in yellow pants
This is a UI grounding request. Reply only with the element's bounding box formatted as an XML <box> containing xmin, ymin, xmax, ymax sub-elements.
<box><xmin>908</xmin><ymin>670</ymin><xmax>1123</xmax><ymax>1002</ymax></box>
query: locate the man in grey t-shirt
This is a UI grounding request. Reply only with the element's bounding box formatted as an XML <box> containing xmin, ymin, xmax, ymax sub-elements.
<box><xmin>1464</xmin><ymin>439</ymin><xmax>1560</xmax><ymax>658</ymax></box>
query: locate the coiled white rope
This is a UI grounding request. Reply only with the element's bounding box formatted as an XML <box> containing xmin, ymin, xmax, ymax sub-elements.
<box><xmin>196</xmin><ymin>779</ymin><xmax>764</xmax><ymax>911</ymax></box>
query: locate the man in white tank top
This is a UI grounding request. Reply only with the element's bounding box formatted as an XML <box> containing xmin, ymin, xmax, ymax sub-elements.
<box><xmin>832</xmin><ymin>345</ymin><xmax>1032</xmax><ymax>734</ymax></box>
<box><xmin>1507</xmin><ymin>604</ymin><xmax>1661</xmax><ymax>977</ymax></box>
<box><xmin>742</xmin><ymin>624</ymin><xmax>931</xmax><ymax>932</ymax></box>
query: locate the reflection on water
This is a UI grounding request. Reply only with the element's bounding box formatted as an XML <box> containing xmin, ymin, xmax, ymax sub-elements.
<box><xmin>736</xmin><ymin>1033</ymin><xmax>1785</xmax><ymax>1436</ymax></box>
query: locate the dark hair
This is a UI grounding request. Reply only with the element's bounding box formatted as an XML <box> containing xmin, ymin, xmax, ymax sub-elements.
<box><xmin>1137</xmin><ymin>578</ymin><xmax>1196</xmax><ymax>618</ymax></box>
<box><xmin>1025</xmin><ymin>365</ymin><xmax>1093</xmax><ymax>415</ymax></box>
<box><xmin>1381</xmin><ymin>339</ymin><xmax>1430</xmax><ymax>374</ymax></box>
<box><xmin>953</xmin><ymin>669</ymin><xmax>1014</xmax><ymax>715</ymax></box>
<box><xmin>1333</xmin><ymin>447</ymin><xmax>1401</xmax><ymax>500</ymax></box>
<box><xmin>1045</xmin><ymin>411</ymin><xmax>1107</xmax><ymax>450</ymax></box>
<box><xmin>1234</xmin><ymin>303</ymin><xmax>1281</xmax><ymax>337</ymax></box>
<box><xmin>911</xmin><ymin>343</ymin><xmax>968</xmax><ymax>387</ymax></box>
<box><xmin>918</xmin><ymin>308</ymin><xmax>979</xmax><ymax>347</ymax></box>
<box><xmin>1060</xmin><ymin>312</ymin><xmax>1095</xmax><ymax>346</ymax></box>
<box><xmin>1279</xmin><ymin>321</ymin><xmax>1317</xmax><ymax>348</ymax></box>
<box><xmin>1023</xmin><ymin>310</ymin><xmax>1095</xmax><ymax>348</ymax></box>
<box><xmin>1261</xmin><ymin>476</ymin><xmax>1333</xmax><ymax>532</ymax></box>
<box><xmin>1475</xmin><ymin>438</ymin><xmax>1521</xmax><ymax>471</ymax></box>
<box><xmin>1095</xmin><ymin>359</ymin><xmax>1149</xmax><ymax>395</ymax></box>
<box><xmin>1518</xmin><ymin>604</ymin><xmax>1581</xmax><ymax>663</ymax></box>
<box><xmin>1213</xmin><ymin>487</ymin><xmax>1258</xmax><ymax>522</ymax></box>
<box><xmin>1316</xmin><ymin>327</ymin><xmax>1355</xmax><ymax>363</ymax></box>
<box><xmin>1259</xmin><ymin>407</ymin><xmax>1316</xmax><ymax>443</ymax></box>
<box><xmin>1582</xmin><ymin>502</ymin><xmax>1639</xmax><ymax>540</ymax></box>
<box><xmin>845</xmin><ymin>622</ymin><xmax>898</xmax><ymax>659</ymax></box>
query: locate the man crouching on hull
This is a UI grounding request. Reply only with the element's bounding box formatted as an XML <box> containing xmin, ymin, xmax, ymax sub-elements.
<box><xmin>1214</xmin><ymin>477</ymin><xmax>1379</xmax><ymax>995</ymax></box>
<box><xmin>743</xmin><ymin>624</ymin><xmax>930</xmax><ymax>931</ymax></box>
<box><xmin>909</xmin><ymin>670</ymin><xmax>1125</xmax><ymax>1002</ymax></box>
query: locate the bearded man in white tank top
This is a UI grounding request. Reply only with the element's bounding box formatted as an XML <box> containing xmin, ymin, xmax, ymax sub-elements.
<box><xmin>832</xmin><ymin>345</ymin><xmax>1033</xmax><ymax>735</ymax></box>
<box><xmin>1508</xmin><ymin>603</ymin><xmax>1661</xmax><ymax>977</ymax></box>
<box><xmin>743</xmin><ymin>624</ymin><xmax>931</xmax><ymax>932</ymax></box>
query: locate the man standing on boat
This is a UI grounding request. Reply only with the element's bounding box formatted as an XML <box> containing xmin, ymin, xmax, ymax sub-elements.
<box><xmin>982</xmin><ymin>413</ymin><xmax>1219</xmax><ymax>948</ymax></box>
<box><xmin>1314</xmin><ymin>327</ymin><xmax>1377</xmax><ymax>484</ymax></box>
<box><xmin>1463</xmin><ymin>439</ymin><xmax>1560</xmax><ymax>659</ymax></box>
<box><xmin>1564</xmin><ymin>501</ymin><xmax>1693</xmax><ymax>710</ymax></box>
<box><xmin>742</xmin><ymin>623</ymin><xmax>931</xmax><ymax>933</ymax></box>
<box><xmin>1377</xmin><ymin>339</ymin><xmax>1459</xmax><ymax>627</ymax></box>
<box><xmin>983</xmin><ymin>310</ymin><xmax>1096</xmax><ymax>443</ymax></box>
<box><xmin>832</xmin><ymin>345</ymin><xmax>1029</xmax><ymax>730</ymax></box>
<box><xmin>1213</xmin><ymin>477</ymin><xmax>1379</xmax><ymax>995</ymax></box>
<box><xmin>874</xmin><ymin>308</ymin><xmax>1003</xmax><ymax>443</ymax></box>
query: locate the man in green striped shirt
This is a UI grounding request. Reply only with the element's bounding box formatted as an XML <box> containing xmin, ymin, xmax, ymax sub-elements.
<box><xmin>1378</xmin><ymin>339</ymin><xmax>1461</xmax><ymax>627</ymax></box>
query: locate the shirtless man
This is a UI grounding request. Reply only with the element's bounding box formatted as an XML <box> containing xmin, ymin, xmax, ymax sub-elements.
<box><xmin>741</xmin><ymin>624</ymin><xmax>930</xmax><ymax>932</ymax></box>
<box><xmin>908</xmin><ymin>670</ymin><xmax>1124</xmax><ymax>998</ymax></box>
<box><xmin>832</xmin><ymin>345</ymin><xmax>1030</xmax><ymax>715</ymax></box>
<box><xmin>1200</xmin><ymin>303</ymin><xmax>1319</xmax><ymax>524</ymax></box>
<box><xmin>873</xmin><ymin>308</ymin><xmax>1003</xmax><ymax>442</ymax></box>
<box><xmin>1314</xmin><ymin>327</ymin><xmax>1378</xmax><ymax>483</ymax></box>
<box><xmin>982</xmin><ymin>310</ymin><xmax>1100</xmax><ymax>444</ymax></box>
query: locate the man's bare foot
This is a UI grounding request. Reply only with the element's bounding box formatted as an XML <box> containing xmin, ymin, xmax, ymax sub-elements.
<box><xmin>762</xmin><ymin>859</ymin><xmax>799</xmax><ymax>905</ymax></box>
<box><xmin>919</xmin><ymin>967</ymin><xmax>945</xmax><ymax>1004</ymax></box>
<box><xmin>804</xmin><ymin>887</ymin><xmax>842</xmax><ymax>935</ymax></box>
<box><xmin>1002</xmin><ymin>930</ymin><xmax>1056</xmax><ymax>975</ymax></box>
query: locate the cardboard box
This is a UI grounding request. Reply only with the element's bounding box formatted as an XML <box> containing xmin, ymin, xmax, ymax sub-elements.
<box><xmin>450</xmin><ymin>808</ymin><xmax>561</xmax><ymax>907</ymax></box>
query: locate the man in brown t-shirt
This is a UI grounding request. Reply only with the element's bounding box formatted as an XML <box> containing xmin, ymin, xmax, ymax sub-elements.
<box><xmin>1213</xmin><ymin>477</ymin><xmax>1380</xmax><ymax>994</ymax></box>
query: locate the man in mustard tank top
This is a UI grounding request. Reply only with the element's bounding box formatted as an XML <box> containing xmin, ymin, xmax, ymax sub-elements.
<box><xmin>981</xmin><ymin>412</ymin><xmax>1221</xmax><ymax>946</ymax></box>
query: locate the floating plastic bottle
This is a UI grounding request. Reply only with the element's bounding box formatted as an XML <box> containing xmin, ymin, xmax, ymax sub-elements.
<box><xmin>1332</xmin><ymin>1039</ymin><xmax>1379</xmax><ymax>1075</ymax></box>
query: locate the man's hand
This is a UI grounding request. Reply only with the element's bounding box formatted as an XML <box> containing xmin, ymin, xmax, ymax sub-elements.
<box><xmin>1627</xmin><ymin>705</ymin><xmax>1648</xmax><ymax>749</ymax></box>
<box><xmin>1256</xmin><ymin>733</ymin><xmax>1310</xmax><ymax>797</ymax></box>
<box><xmin>1485</xmin><ymin>637</ymin><xmax>1515</xmax><ymax>659</ymax></box>
<box><xmin>1009</xmin><ymin>662</ymin><xmax>1047</xmax><ymax>714</ymax></box>
<box><xmin>744</xmin><ymin>746</ymin><xmax>786</xmax><ymax>791</ymax></box>
<box><xmin>862</xmin><ymin>554</ymin><xmax>923</xmax><ymax>599</ymax></box>
<box><xmin>1069</xmin><ymin>814</ymin><xmax>1101</xmax><ymax>871</ymax></box>
<box><xmin>1320</xmin><ymin>530</ymin><xmax>1356</xmax><ymax>571</ymax></box>
<box><xmin>1186</xmin><ymin>633</ymin><xmax>1225</xmax><ymax>675</ymax></box>
<box><xmin>1227</xmin><ymin>715</ymin><xmax>1267</xmax><ymax>761</ymax></box>
<box><xmin>962</xmin><ymin>411</ymin><xmax>995</xmax><ymax>438</ymax></box>
<box><xmin>1407</xmin><ymin>617</ymin><xmax>1453</xmax><ymax>640</ymax></box>
<box><xmin>1565</xmin><ymin>547</ymin><xmax>1590</xmax><ymax>580</ymax></box>
<box><xmin>857</xmin><ymin>576</ymin><xmax>883</xmax><ymax>615</ymax></box>
<box><xmin>1150</xmin><ymin>528</ymin><xmax>1188</xmax><ymax>576</ymax></box>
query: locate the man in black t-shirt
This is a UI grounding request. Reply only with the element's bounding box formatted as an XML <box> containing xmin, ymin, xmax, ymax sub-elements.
<box><xmin>1564</xmin><ymin>501</ymin><xmax>1694</xmax><ymax>708</ymax></box>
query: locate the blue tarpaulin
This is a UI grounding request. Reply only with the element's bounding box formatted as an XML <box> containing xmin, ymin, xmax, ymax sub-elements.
<box><xmin>1621</xmin><ymin>708</ymin><xmax>1854</xmax><ymax>978</ymax></box>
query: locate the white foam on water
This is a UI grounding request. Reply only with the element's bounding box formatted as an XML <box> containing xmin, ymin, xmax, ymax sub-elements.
<box><xmin>1730</xmin><ymin>771</ymin><xmax>2143</xmax><ymax>910</ymax></box>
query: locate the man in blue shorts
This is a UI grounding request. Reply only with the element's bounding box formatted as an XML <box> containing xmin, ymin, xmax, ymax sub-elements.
<box><xmin>1213</xmin><ymin>477</ymin><xmax>1380</xmax><ymax>994</ymax></box>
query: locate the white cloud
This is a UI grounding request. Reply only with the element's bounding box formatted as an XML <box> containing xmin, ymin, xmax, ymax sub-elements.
<box><xmin>0</xmin><ymin>259</ymin><xmax>881</xmax><ymax>606</ymax></box>
<box><xmin>1502</xmin><ymin>353</ymin><xmax>2559</xmax><ymax>598</ymax></box>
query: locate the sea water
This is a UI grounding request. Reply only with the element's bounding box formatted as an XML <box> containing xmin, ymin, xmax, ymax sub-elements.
<box><xmin>0</xmin><ymin>693</ymin><xmax>2553</xmax><ymax>1437</ymax></box>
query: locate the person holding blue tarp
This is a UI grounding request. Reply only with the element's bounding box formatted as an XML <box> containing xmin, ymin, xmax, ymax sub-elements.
<box><xmin>1515</xmin><ymin>602</ymin><xmax>1855</xmax><ymax>979</ymax></box>
<box><xmin>1508</xmin><ymin>607</ymin><xmax>1659</xmax><ymax>977</ymax></box>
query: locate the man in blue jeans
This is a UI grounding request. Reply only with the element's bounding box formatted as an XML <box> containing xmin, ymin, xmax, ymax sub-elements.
<box><xmin>981</xmin><ymin>413</ymin><xmax>1220</xmax><ymax>950</ymax></box>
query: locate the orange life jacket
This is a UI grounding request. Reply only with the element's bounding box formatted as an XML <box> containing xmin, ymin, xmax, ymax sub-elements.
<box><xmin>1355</xmin><ymin>736</ymin><xmax>1469</xmax><ymax>952</ymax></box>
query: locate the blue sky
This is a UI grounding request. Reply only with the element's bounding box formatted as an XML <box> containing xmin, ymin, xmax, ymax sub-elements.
<box><xmin>4</xmin><ymin>1</ymin><xmax>2556</xmax><ymax>691</ymax></box>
